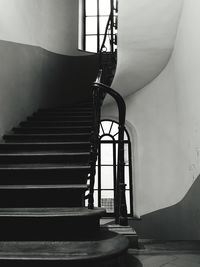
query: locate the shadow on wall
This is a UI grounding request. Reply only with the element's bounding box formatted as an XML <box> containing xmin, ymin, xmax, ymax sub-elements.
<box><xmin>131</xmin><ymin>175</ymin><xmax>200</xmax><ymax>240</ymax></box>
<box><xmin>42</xmin><ymin>50</ymin><xmax>99</xmax><ymax>107</ymax></box>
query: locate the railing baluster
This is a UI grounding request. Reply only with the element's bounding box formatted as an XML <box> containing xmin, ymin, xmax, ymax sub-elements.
<box><xmin>89</xmin><ymin>74</ymin><xmax>128</xmax><ymax>226</ymax></box>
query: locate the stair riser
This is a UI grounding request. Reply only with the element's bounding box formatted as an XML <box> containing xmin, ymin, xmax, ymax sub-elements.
<box><xmin>0</xmin><ymin>155</ymin><xmax>90</xmax><ymax>164</ymax></box>
<box><xmin>13</xmin><ymin>128</ymin><xmax>91</xmax><ymax>134</ymax></box>
<box><xmin>20</xmin><ymin>121</ymin><xmax>92</xmax><ymax>127</ymax></box>
<box><xmin>0</xmin><ymin>188</ymin><xmax>86</xmax><ymax>208</ymax></box>
<box><xmin>0</xmin><ymin>170</ymin><xmax>89</xmax><ymax>185</ymax></box>
<box><xmin>35</xmin><ymin>111</ymin><xmax>92</xmax><ymax>116</ymax></box>
<box><xmin>39</xmin><ymin>107</ymin><xmax>92</xmax><ymax>112</ymax></box>
<box><xmin>4</xmin><ymin>135</ymin><xmax>90</xmax><ymax>142</ymax></box>
<box><xmin>0</xmin><ymin>144</ymin><xmax>90</xmax><ymax>152</ymax></box>
<box><xmin>0</xmin><ymin>259</ymin><xmax>124</xmax><ymax>267</ymax></box>
<box><xmin>0</xmin><ymin>217</ymin><xmax>100</xmax><ymax>241</ymax></box>
<box><xmin>28</xmin><ymin>117</ymin><xmax>93</xmax><ymax>122</ymax></box>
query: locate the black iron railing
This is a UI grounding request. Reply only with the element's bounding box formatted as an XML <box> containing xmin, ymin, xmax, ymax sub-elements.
<box><xmin>88</xmin><ymin>70</ymin><xmax>128</xmax><ymax>226</ymax></box>
<box><xmin>98</xmin><ymin>0</ymin><xmax>117</xmax><ymax>86</ymax></box>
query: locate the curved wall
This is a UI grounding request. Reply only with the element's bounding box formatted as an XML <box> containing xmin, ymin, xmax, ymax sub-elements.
<box><xmin>103</xmin><ymin>0</ymin><xmax>200</xmax><ymax>239</ymax></box>
<box><xmin>112</xmin><ymin>0</ymin><xmax>183</xmax><ymax>96</ymax></box>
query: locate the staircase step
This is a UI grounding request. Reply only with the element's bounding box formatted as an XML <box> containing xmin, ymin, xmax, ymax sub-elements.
<box><xmin>35</xmin><ymin>110</ymin><xmax>92</xmax><ymax>115</ymax></box>
<box><xmin>102</xmin><ymin>224</ymin><xmax>139</xmax><ymax>248</ymax></box>
<box><xmin>39</xmin><ymin>107</ymin><xmax>92</xmax><ymax>112</ymax></box>
<box><xmin>0</xmin><ymin>163</ymin><xmax>90</xmax><ymax>184</ymax></box>
<box><xmin>13</xmin><ymin>126</ymin><xmax>91</xmax><ymax>134</ymax></box>
<box><xmin>0</xmin><ymin>231</ymin><xmax>128</xmax><ymax>266</ymax></box>
<box><xmin>4</xmin><ymin>133</ymin><xmax>91</xmax><ymax>142</ymax></box>
<box><xmin>0</xmin><ymin>184</ymin><xmax>88</xmax><ymax>208</ymax></box>
<box><xmin>0</xmin><ymin>208</ymin><xmax>106</xmax><ymax>241</ymax></box>
<box><xmin>28</xmin><ymin>116</ymin><xmax>93</xmax><ymax>122</ymax></box>
<box><xmin>20</xmin><ymin>121</ymin><xmax>92</xmax><ymax>127</ymax></box>
<box><xmin>0</xmin><ymin>142</ymin><xmax>90</xmax><ymax>152</ymax></box>
<box><xmin>0</xmin><ymin>152</ymin><xmax>90</xmax><ymax>164</ymax></box>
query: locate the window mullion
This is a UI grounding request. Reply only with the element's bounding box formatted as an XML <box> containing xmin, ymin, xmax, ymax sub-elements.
<box><xmin>98</xmin><ymin>141</ymin><xmax>101</xmax><ymax>207</ymax></box>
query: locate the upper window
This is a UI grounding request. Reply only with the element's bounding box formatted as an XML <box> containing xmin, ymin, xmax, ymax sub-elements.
<box><xmin>79</xmin><ymin>0</ymin><xmax>118</xmax><ymax>53</ymax></box>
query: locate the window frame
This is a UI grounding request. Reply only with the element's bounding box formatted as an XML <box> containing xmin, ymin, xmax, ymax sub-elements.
<box><xmin>94</xmin><ymin>120</ymin><xmax>134</xmax><ymax>217</ymax></box>
<box><xmin>82</xmin><ymin>0</ymin><xmax>115</xmax><ymax>53</ymax></box>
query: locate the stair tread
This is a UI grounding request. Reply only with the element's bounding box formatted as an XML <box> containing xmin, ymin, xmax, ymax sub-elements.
<box><xmin>0</xmin><ymin>163</ymin><xmax>90</xmax><ymax>169</ymax></box>
<box><xmin>0</xmin><ymin>184</ymin><xmax>88</xmax><ymax>190</ymax></box>
<box><xmin>0</xmin><ymin>152</ymin><xmax>90</xmax><ymax>156</ymax></box>
<box><xmin>22</xmin><ymin>120</ymin><xmax>92</xmax><ymax>123</ymax></box>
<box><xmin>0</xmin><ymin>207</ymin><xmax>105</xmax><ymax>217</ymax></box>
<box><xmin>5</xmin><ymin>133</ymin><xmax>91</xmax><ymax>137</ymax></box>
<box><xmin>14</xmin><ymin>126</ymin><xmax>91</xmax><ymax>130</ymax></box>
<box><xmin>0</xmin><ymin>231</ymin><xmax>128</xmax><ymax>261</ymax></box>
<box><xmin>0</xmin><ymin>141</ymin><xmax>90</xmax><ymax>146</ymax></box>
<box><xmin>31</xmin><ymin>115</ymin><xmax>92</xmax><ymax>118</ymax></box>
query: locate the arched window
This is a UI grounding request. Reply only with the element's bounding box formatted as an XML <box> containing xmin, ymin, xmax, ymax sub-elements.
<box><xmin>94</xmin><ymin>120</ymin><xmax>133</xmax><ymax>216</ymax></box>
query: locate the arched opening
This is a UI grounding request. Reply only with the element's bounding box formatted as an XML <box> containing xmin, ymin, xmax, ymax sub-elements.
<box><xmin>93</xmin><ymin>120</ymin><xmax>133</xmax><ymax>217</ymax></box>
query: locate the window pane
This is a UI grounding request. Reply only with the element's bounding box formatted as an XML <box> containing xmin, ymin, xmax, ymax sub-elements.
<box><xmin>100</xmin><ymin>16</ymin><xmax>109</xmax><ymax>34</ymax></box>
<box><xmin>110</xmin><ymin>122</ymin><xmax>118</xmax><ymax>136</ymax></box>
<box><xmin>125</xmin><ymin>166</ymin><xmax>130</xmax><ymax>189</ymax></box>
<box><xmin>99</xmin><ymin>0</ymin><xmax>111</xmax><ymax>15</ymax></box>
<box><xmin>86</xmin><ymin>0</ymin><xmax>97</xmax><ymax>16</ymax></box>
<box><xmin>101</xmin><ymin>144</ymin><xmax>113</xmax><ymax>165</ymax></box>
<box><xmin>126</xmin><ymin>190</ymin><xmax>131</xmax><ymax>214</ymax></box>
<box><xmin>101</xmin><ymin>121</ymin><xmax>112</xmax><ymax>133</ymax></box>
<box><xmin>124</xmin><ymin>131</ymin><xmax>128</xmax><ymax>140</ymax></box>
<box><xmin>124</xmin><ymin>143</ymin><xmax>129</xmax><ymax>164</ymax></box>
<box><xmin>101</xmin><ymin>135</ymin><xmax>113</xmax><ymax>141</ymax></box>
<box><xmin>101</xmin><ymin>166</ymin><xmax>114</xmax><ymax>189</ymax></box>
<box><xmin>94</xmin><ymin>166</ymin><xmax>98</xmax><ymax>189</ymax></box>
<box><xmin>115</xmin><ymin>144</ymin><xmax>130</xmax><ymax>165</ymax></box>
<box><xmin>101</xmin><ymin>190</ymin><xmax>114</xmax><ymax>213</ymax></box>
<box><xmin>86</xmin><ymin>35</ymin><xmax>97</xmax><ymax>52</ymax></box>
<box><xmin>86</xmin><ymin>17</ymin><xmax>97</xmax><ymax>34</ymax></box>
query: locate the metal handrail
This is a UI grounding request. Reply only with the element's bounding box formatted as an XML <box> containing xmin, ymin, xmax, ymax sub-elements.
<box><xmin>88</xmin><ymin>71</ymin><xmax>128</xmax><ymax>226</ymax></box>
<box><xmin>100</xmin><ymin>12</ymin><xmax>112</xmax><ymax>54</ymax></box>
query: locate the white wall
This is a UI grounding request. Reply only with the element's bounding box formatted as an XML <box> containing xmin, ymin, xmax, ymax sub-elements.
<box><xmin>0</xmin><ymin>0</ymin><xmax>87</xmax><ymax>56</ymax></box>
<box><xmin>112</xmin><ymin>0</ymin><xmax>183</xmax><ymax>96</ymax></box>
<box><xmin>103</xmin><ymin>0</ymin><xmax>200</xmax><ymax>216</ymax></box>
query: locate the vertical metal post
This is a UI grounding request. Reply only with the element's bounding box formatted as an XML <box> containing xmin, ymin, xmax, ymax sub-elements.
<box><xmin>117</xmin><ymin>124</ymin><xmax>128</xmax><ymax>226</ymax></box>
<box><xmin>113</xmin><ymin>141</ymin><xmax>118</xmax><ymax>223</ymax></box>
<box><xmin>89</xmin><ymin>87</ymin><xmax>100</xmax><ymax>209</ymax></box>
<box><xmin>97</xmin><ymin>0</ymin><xmax>100</xmax><ymax>52</ymax></box>
<box><xmin>128</xmin><ymin>140</ymin><xmax>134</xmax><ymax>217</ymax></box>
<box><xmin>98</xmin><ymin>141</ymin><xmax>101</xmax><ymax>207</ymax></box>
<box><xmin>83</xmin><ymin>0</ymin><xmax>86</xmax><ymax>50</ymax></box>
<box><xmin>110</xmin><ymin>0</ymin><xmax>114</xmax><ymax>53</ymax></box>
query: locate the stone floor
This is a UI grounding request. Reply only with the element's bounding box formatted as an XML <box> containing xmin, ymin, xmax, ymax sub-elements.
<box><xmin>127</xmin><ymin>240</ymin><xmax>200</xmax><ymax>267</ymax></box>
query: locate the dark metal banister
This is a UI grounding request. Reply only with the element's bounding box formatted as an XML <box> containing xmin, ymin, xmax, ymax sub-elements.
<box><xmin>88</xmin><ymin>76</ymin><xmax>128</xmax><ymax>226</ymax></box>
<box><xmin>100</xmin><ymin>12</ymin><xmax>112</xmax><ymax>53</ymax></box>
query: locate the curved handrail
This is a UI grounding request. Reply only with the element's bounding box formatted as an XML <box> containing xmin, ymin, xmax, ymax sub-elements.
<box><xmin>88</xmin><ymin>74</ymin><xmax>128</xmax><ymax>226</ymax></box>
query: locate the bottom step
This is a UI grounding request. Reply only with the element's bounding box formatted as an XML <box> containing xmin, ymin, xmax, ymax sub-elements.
<box><xmin>0</xmin><ymin>231</ymin><xmax>129</xmax><ymax>267</ymax></box>
<box><xmin>102</xmin><ymin>224</ymin><xmax>138</xmax><ymax>248</ymax></box>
